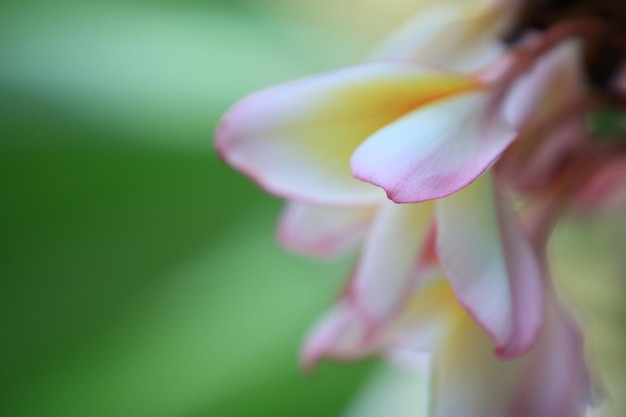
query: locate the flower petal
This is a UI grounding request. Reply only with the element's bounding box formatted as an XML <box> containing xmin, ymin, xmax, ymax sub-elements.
<box><xmin>342</xmin><ymin>357</ymin><xmax>432</xmax><ymax>417</ymax></box>
<box><xmin>337</xmin><ymin>278</ymin><xmax>594</xmax><ymax>417</ymax></box>
<box><xmin>348</xmin><ymin>200</ymin><xmax>433</xmax><ymax>326</ymax></box>
<box><xmin>497</xmin><ymin>42</ymin><xmax>587</xmax><ymax>193</ymax></box>
<box><xmin>351</xmin><ymin>89</ymin><xmax>516</xmax><ymax>203</ymax></box>
<box><xmin>277</xmin><ymin>203</ymin><xmax>377</xmax><ymax>259</ymax></box>
<box><xmin>433</xmin><ymin>312</ymin><xmax>524</xmax><ymax>417</ymax></box>
<box><xmin>510</xmin><ymin>290</ymin><xmax>594</xmax><ymax>417</ymax></box>
<box><xmin>502</xmin><ymin>40</ymin><xmax>584</xmax><ymax>129</ymax></box>
<box><xmin>299</xmin><ymin>301</ymin><xmax>370</xmax><ymax>370</ymax></box>
<box><xmin>301</xmin><ymin>274</ymin><xmax>454</xmax><ymax>369</ymax></box>
<box><xmin>436</xmin><ymin>171</ymin><xmax>544</xmax><ymax>358</ymax></box>
<box><xmin>371</xmin><ymin>1</ymin><xmax>507</xmax><ymax>71</ymax></box>
<box><xmin>216</xmin><ymin>62</ymin><xmax>478</xmax><ymax>206</ymax></box>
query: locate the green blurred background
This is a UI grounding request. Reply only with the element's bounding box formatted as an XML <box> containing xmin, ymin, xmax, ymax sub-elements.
<box><xmin>0</xmin><ymin>1</ymin><xmax>380</xmax><ymax>416</ymax></box>
<box><xmin>0</xmin><ymin>1</ymin><xmax>624</xmax><ymax>416</ymax></box>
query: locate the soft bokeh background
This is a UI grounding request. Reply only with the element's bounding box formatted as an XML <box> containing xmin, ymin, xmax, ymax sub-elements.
<box><xmin>1</xmin><ymin>1</ymin><xmax>624</xmax><ymax>416</ymax></box>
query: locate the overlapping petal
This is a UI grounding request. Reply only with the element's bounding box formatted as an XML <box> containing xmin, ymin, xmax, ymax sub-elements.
<box><xmin>371</xmin><ymin>0</ymin><xmax>509</xmax><ymax>71</ymax></box>
<box><xmin>216</xmin><ymin>62</ymin><xmax>479</xmax><ymax>206</ymax></box>
<box><xmin>351</xmin><ymin>90</ymin><xmax>516</xmax><ymax>203</ymax></box>
<box><xmin>432</xmin><ymin>290</ymin><xmax>592</xmax><ymax>417</ymax></box>
<box><xmin>436</xmin><ymin>171</ymin><xmax>544</xmax><ymax>358</ymax></box>
<box><xmin>301</xmin><ymin>273</ymin><xmax>455</xmax><ymax>370</ymax></box>
<box><xmin>299</xmin><ymin>300</ymin><xmax>370</xmax><ymax>369</ymax></box>
<box><xmin>213</xmin><ymin>0</ymin><xmax>609</xmax><ymax>413</ymax></box>
<box><xmin>348</xmin><ymin>200</ymin><xmax>433</xmax><ymax>325</ymax></box>
<box><xmin>340</xmin><ymin>279</ymin><xmax>593</xmax><ymax>417</ymax></box>
<box><xmin>277</xmin><ymin>203</ymin><xmax>377</xmax><ymax>258</ymax></box>
<box><xmin>342</xmin><ymin>354</ymin><xmax>432</xmax><ymax>417</ymax></box>
<box><xmin>502</xmin><ymin>40</ymin><xmax>584</xmax><ymax>130</ymax></box>
<box><xmin>508</xmin><ymin>291</ymin><xmax>594</xmax><ymax>417</ymax></box>
<box><xmin>498</xmin><ymin>41</ymin><xmax>588</xmax><ymax>193</ymax></box>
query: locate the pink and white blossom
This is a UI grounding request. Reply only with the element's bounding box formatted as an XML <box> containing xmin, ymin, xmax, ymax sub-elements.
<box><xmin>214</xmin><ymin>0</ymin><xmax>622</xmax><ymax>413</ymax></box>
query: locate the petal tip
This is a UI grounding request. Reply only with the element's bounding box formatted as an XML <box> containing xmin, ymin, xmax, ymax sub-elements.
<box><xmin>275</xmin><ymin>227</ymin><xmax>337</xmax><ymax>259</ymax></box>
<box><xmin>298</xmin><ymin>347</ymin><xmax>321</xmax><ymax>375</ymax></box>
<box><xmin>213</xmin><ymin>99</ymin><xmax>250</xmax><ymax>163</ymax></box>
<box><xmin>493</xmin><ymin>345</ymin><xmax>519</xmax><ymax>361</ymax></box>
<box><xmin>493</xmin><ymin>311</ymin><xmax>544</xmax><ymax>360</ymax></box>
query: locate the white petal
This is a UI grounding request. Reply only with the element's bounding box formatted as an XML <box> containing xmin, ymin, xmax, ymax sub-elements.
<box><xmin>343</xmin><ymin>358</ymin><xmax>432</xmax><ymax>417</ymax></box>
<box><xmin>433</xmin><ymin>289</ymin><xmax>594</xmax><ymax>417</ymax></box>
<box><xmin>216</xmin><ymin>62</ymin><xmax>477</xmax><ymax>207</ymax></box>
<box><xmin>299</xmin><ymin>301</ymin><xmax>370</xmax><ymax>370</ymax></box>
<box><xmin>436</xmin><ymin>172</ymin><xmax>544</xmax><ymax>358</ymax></box>
<box><xmin>502</xmin><ymin>40</ymin><xmax>585</xmax><ymax>129</ymax></box>
<box><xmin>371</xmin><ymin>1</ymin><xmax>508</xmax><ymax>71</ymax></box>
<box><xmin>352</xmin><ymin>90</ymin><xmax>515</xmax><ymax>203</ymax></box>
<box><xmin>349</xmin><ymin>200</ymin><xmax>434</xmax><ymax>325</ymax></box>
<box><xmin>277</xmin><ymin>203</ymin><xmax>377</xmax><ymax>258</ymax></box>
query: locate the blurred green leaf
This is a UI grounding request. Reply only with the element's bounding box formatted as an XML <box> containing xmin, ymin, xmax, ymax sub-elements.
<box><xmin>0</xmin><ymin>110</ymin><xmax>373</xmax><ymax>417</ymax></box>
<box><xmin>587</xmin><ymin>109</ymin><xmax>626</xmax><ymax>140</ymax></box>
<box><xmin>0</xmin><ymin>2</ymin><xmax>374</xmax><ymax>416</ymax></box>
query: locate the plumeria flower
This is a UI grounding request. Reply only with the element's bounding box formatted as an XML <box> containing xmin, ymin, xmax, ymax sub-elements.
<box><xmin>216</xmin><ymin>0</ymin><xmax>575</xmax><ymax>359</ymax></box>
<box><xmin>216</xmin><ymin>0</ymin><xmax>526</xmax><ymax>205</ymax></box>
<box><xmin>215</xmin><ymin>0</ymin><xmax>625</xmax><ymax>414</ymax></box>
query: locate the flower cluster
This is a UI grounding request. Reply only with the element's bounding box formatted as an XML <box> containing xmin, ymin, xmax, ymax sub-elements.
<box><xmin>216</xmin><ymin>0</ymin><xmax>625</xmax><ymax>415</ymax></box>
